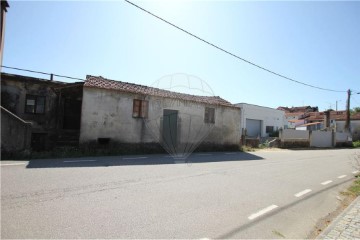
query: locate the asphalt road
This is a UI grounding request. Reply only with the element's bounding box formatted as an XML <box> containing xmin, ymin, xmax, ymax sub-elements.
<box><xmin>1</xmin><ymin>149</ymin><xmax>360</xmax><ymax>239</ymax></box>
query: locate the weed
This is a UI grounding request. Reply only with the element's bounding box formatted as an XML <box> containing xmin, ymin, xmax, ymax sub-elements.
<box><xmin>272</xmin><ymin>230</ymin><xmax>286</xmax><ymax>238</ymax></box>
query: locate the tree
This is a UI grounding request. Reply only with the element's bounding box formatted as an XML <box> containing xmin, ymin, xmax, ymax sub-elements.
<box><xmin>350</xmin><ymin>107</ymin><xmax>360</xmax><ymax>115</ymax></box>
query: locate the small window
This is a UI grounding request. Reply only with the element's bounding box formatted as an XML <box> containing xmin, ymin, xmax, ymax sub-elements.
<box><xmin>204</xmin><ymin>107</ymin><xmax>215</xmax><ymax>124</ymax></box>
<box><xmin>132</xmin><ymin>99</ymin><xmax>148</xmax><ymax>118</ymax></box>
<box><xmin>25</xmin><ymin>95</ymin><xmax>45</xmax><ymax>114</ymax></box>
<box><xmin>266</xmin><ymin>126</ymin><xmax>274</xmax><ymax>133</ymax></box>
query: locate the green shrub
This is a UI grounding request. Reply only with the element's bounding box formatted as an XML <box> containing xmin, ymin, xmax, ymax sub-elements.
<box><xmin>353</xmin><ymin>141</ymin><xmax>360</xmax><ymax>148</ymax></box>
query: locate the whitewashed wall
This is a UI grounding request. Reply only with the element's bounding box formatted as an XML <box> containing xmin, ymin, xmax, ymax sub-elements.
<box><xmin>236</xmin><ymin>103</ymin><xmax>285</xmax><ymax>137</ymax></box>
<box><xmin>336</xmin><ymin>120</ymin><xmax>360</xmax><ymax>133</ymax></box>
<box><xmin>281</xmin><ymin>129</ymin><xmax>309</xmax><ymax>140</ymax></box>
<box><xmin>310</xmin><ymin>131</ymin><xmax>332</xmax><ymax>147</ymax></box>
<box><xmin>80</xmin><ymin>87</ymin><xmax>241</xmax><ymax>146</ymax></box>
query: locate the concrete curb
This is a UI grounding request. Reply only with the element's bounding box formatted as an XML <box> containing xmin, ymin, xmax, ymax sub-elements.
<box><xmin>317</xmin><ymin>196</ymin><xmax>360</xmax><ymax>239</ymax></box>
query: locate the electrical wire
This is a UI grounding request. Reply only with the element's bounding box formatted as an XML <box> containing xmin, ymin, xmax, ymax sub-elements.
<box><xmin>125</xmin><ymin>0</ymin><xmax>347</xmax><ymax>93</ymax></box>
<box><xmin>351</xmin><ymin>95</ymin><xmax>360</xmax><ymax>106</ymax></box>
<box><xmin>1</xmin><ymin>65</ymin><xmax>85</xmax><ymax>81</ymax></box>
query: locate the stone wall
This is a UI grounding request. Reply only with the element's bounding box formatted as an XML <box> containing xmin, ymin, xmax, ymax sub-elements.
<box><xmin>79</xmin><ymin>87</ymin><xmax>241</xmax><ymax>151</ymax></box>
<box><xmin>1</xmin><ymin>106</ymin><xmax>32</xmax><ymax>153</ymax></box>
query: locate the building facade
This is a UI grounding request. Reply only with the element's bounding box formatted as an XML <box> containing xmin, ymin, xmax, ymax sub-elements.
<box><xmin>236</xmin><ymin>103</ymin><xmax>285</xmax><ymax>138</ymax></box>
<box><xmin>80</xmin><ymin>76</ymin><xmax>241</xmax><ymax>155</ymax></box>
<box><xmin>1</xmin><ymin>72</ymin><xmax>83</xmax><ymax>151</ymax></box>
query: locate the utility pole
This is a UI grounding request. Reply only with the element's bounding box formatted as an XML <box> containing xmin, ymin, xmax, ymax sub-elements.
<box><xmin>345</xmin><ymin>89</ymin><xmax>351</xmax><ymax>132</ymax></box>
<box><xmin>335</xmin><ymin>99</ymin><xmax>341</xmax><ymax>111</ymax></box>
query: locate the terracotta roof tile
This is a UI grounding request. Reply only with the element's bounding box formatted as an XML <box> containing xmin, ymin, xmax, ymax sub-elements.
<box><xmin>285</xmin><ymin>112</ymin><xmax>305</xmax><ymax>117</ymax></box>
<box><xmin>84</xmin><ymin>75</ymin><xmax>237</xmax><ymax>108</ymax></box>
<box><xmin>303</xmin><ymin>111</ymin><xmax>360</xmax><ymax>121</ymax></box>
<box><xmin>298</xmin><ymin>122</ymin><xmax>322</xmax><ymax>127</ymax></box>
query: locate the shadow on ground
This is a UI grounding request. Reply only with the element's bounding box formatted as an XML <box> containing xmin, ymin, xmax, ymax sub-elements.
<box><xmin>25</xmin><ymin>152</ymin><xmax>264</xmax><ymax>168</ymax></box>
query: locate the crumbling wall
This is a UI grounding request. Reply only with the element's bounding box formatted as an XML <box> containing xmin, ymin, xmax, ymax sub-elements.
<box><xmin>1</xmin><ymin>106</ymin><xmax>32</xmax><ymax>154</ymax></box>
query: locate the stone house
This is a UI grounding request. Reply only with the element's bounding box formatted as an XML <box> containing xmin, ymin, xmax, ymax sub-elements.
<box><xmin>277</xmin><ymin>105</ymin><xmax>318</xmax><ymax>129</ymax></box>
<box><xmin>1</xmin><ymin>73</ymin><xmax>241</xmax><ymax>155</ymax></box>
<box><xmin>80</xmin><ymin>76</ymin><xmax>241</xmax><ymax>156</ymax></box>
<box><xmin>1</xmin><ymin>72</ymin><xmax>83</xmax><ymax>151</ymax></box>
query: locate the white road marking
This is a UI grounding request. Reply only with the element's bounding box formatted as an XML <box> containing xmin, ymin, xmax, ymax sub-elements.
<box><xmin>63</xmin><ymin>160</ymin><xmax>97</xmax><ymax>163</ymax></box>
<box><xmin>321</xmin><ymin>180</ymin><xmax>333</xmax><ymax>185</ymax></box>
<box><xmin>122</xmin><ymin>157</ymin><xmax>148</xmax><ymax>160</ymax></box>
<box><xmin>248</xmin><ymin>205</ymin><xmax>278</xmax><ymax>220</ymax></box>
<box><xmin>294</xmin><ymin>189</ymin><xmax>312</xmax><ymax>197</ymax></box>
<box><xmin>225</xmin><ymin>152</ymin><xmax>236</xmax><ymax>155</ymax></box>
<box><xmin>337</xmin><ymin>175</ymin><xmax>347</xmax><ymax>179</ymax></box>
<box><xmin>0</xmin><ymin>163</ymin><xmax>26</xmax><ymax>166</ymax></box>
<box><xmin>196</xmin><ymin>153</ymin><xmax>213</xmax><ymax>156</ymax></box>
<box><xmin>352</xmin><ymin>170</ymin><xmax>360</xmax><ymax>174</ymax></box>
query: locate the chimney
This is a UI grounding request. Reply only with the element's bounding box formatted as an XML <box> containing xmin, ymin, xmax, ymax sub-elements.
<box><xmin>324</xmin><ymin>110</ymin><xmax>330</xmax><ymax>129</ymax></box>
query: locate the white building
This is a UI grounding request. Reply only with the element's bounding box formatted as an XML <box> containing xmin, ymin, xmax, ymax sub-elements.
<box><xmin>235</xmin><ymin>103</ymin><xmax>286</xmax><ymax>138</ymax></box>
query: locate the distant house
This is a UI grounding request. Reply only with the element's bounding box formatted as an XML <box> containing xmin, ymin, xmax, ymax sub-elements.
<box><xmin>1</xmin><ymin>72</ymin><xmax>84</xmax><ymax>151</ymax></box>
<box><xmin>290</xmin><ymin>109</ymin><xmax>360</xmax><ymax>141</ymax></box>
<box><xmin>278</xmin><ymin>106</ymin><xmax>318</xmax><ymax>113</ymax></box>
<box><xmin>277</xmin><ymin>105</ymin><xmax>318</xmax><ymax>129</ymax></box>
<box><xmin>235</xmin><ymin>103</ymin><xmax>285</xmax><ymax>138</ymax></box>
<box><xmin>333</xmin><ymin>112</ymin><xmax>360</xmax><ymax>140</ymax></box>
<box><xmin>79</xmin><ymin>76</ymin><xmax>241</xmax><ymax>154</ymax></box>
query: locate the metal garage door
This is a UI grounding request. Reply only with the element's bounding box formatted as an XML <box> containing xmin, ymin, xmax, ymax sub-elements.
<box><xmin>246</xmin><ymin>119</ymin><xmax>261</xmax><ymax>137</ymax></box>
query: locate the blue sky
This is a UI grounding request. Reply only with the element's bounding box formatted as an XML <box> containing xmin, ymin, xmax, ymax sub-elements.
<box><xmin>2</xmin><ymin>1</ymin><xmax>360</xmax><ymax>111</ymax></box>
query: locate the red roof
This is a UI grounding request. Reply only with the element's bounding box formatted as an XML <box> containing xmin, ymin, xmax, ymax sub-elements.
<box><xmin>304</xmin><ymin>111</ymin><xmax>360</xmax><ymax>121</ymax></box>
<box><xmin>278</xmin><ymin>106</ymin><xmax>318</xmax><ymax>113</ymax></box>
<box><xmin>84</xmin><ymin>75</ymin><xmax>237</xmax><ymax>108</ymax></box>
<box><xmin>298</xmin><ymin>122</ymin><xmax>322</xmax><ymax>127</ymax></box>
<box><xmin>285</xmin><ymin>112</ymin><xmax>305</xmax><ymax>118</ymax></box>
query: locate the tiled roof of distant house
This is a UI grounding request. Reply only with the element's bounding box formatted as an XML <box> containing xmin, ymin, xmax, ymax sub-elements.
<box><xmin>298</xmin><ymin>122</ymin><xmax>322</xmax><ymax>127</ymax></box>
<box><xmin>284</xmin><ymin>112</ymin><xmax>307</xmax><ymax>120</ymax></box>
<box><xmin>288</xmin><ymin>119</ymin><xmax>305</xmax><ymax>123</ymax></box>
<box><xmin>333</xmin><ymin>112</ymin><xmax>360</xmax><ymax>121</ymax></box>
<box><xmin>285</xmin><ymin>112</ymin><xmax>305</xmax><ymax>117</ymax></box>
<box><xmin>278</xmin><ymin>106</ymin><xmax>318</xmax><ymax>113</ymax></box>
<box><xmin>84</xmin><ymin>75</ymin><xmax>238</xmax><ymax>108</ymax></box>
<box><xmin>304</xmin><ymin>111</ymin><xmax>360</xmax><ymax>121</ymax></box>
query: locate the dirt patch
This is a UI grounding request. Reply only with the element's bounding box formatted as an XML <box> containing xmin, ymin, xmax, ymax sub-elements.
<box><xmin>307</xmin><ymin>189</ymin><xmax>357</xmax><ymax>238</ymax></box>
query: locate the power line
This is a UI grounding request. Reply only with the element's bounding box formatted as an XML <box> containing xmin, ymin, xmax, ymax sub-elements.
<box><xmin>1</xmin><ymin>65</ymin><xmax>85</xmax><ymax>81</ymax></box>
<box><xmin>351</xmin><ymin>95</ymin><xmax>360</xmax><ymax>106</ymax></box>
<box><xmin>125</xmin><ymin>0</ymin><xmax>347</xmax><ymax>93</ymax></box>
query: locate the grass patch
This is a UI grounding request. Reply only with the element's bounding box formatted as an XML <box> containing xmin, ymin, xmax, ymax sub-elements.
<box><xmin>348</xmin><ymin>178</ymin><xmax>360</xmax><ymax>196</ymax></box>
<box><xmin>272</xmin><ymin>230</ymin><xmax>286</xmax><ymax>239</ymax></box>
<box><xmin>341</xmin><ymin>176</ymin><xmax>360</xmax><ymax>197</ymax></box>
<box><xmin>240</xmin><ymin>146</ymin><xmax>257</xmax><ymax>152</ymax></box>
